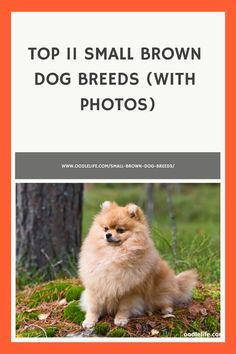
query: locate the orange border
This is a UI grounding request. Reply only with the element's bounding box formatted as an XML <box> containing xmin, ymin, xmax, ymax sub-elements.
<box><xmin>0</xmin><ymin>0</ymin><xmax>235</xmax><ymax>353</ymax></box>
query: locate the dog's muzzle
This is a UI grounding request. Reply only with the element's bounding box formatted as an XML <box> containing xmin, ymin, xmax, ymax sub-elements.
<box><xmin>105</xmin><ymin>233</ymin><xmax>120</xmax><ymax>243</ymax></box>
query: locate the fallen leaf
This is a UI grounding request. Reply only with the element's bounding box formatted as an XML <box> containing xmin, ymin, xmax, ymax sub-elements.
<box><xmin>58</xmin><ymin>298</ymin><xmax>67</xmax><ymax>306</ymax></box>
<box><xmin>200</xmin><ymin>308</ymin><xmax>208</xmax><ymax>316</ymax></box>
<box><xmin>135</xmin><ymin>323</ymin><xmax>142</xmax><ymax>333</ymax></box>
<box><xmin>146</xmin><ymin>320</ymin><xmax>156</xmax><ymax>328</ymax></box>
<box><xmin>166</xmin><ymin>322</ymin><xmax>174</xmax><ymax>329</ymax></box>
<box><xmin>151</xmin><ymin>329</ymin><xmax>159</xmax><ymax>336</ymax></box>
<box><xmin>38</xmin><ymin>313</ymin><xmax>50</xmax><ymax>320</ymax></box>
<box><xmin>203</xmin><ymin>298</ymin><xmax>216</xmax><ymax>314</ymax></box>
<box><xmin>25</xmin><ymin>308</ymin><xmax>38</xmax><ymax>313</ymax></box>
<box><xmin>188</xmin><ymin>303</ymin><xmax>202</xmax><ymax>316</ymax></box>
<box><xmin>162</xmin><ymin>314</ymin><xmax>175</xmax><ymax>319</ymax></box>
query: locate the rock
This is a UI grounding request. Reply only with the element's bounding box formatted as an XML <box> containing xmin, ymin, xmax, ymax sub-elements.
<box><xmin>66</xmin><ymin>329</ymin><xmax>96</xmax><ymax>337</ymax></box>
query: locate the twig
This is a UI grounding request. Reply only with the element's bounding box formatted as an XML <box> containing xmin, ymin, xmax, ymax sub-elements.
<box><xmin>40</xmin><ymin>248</ymin><xmax>62</xmax><ymax>278</ymax></box>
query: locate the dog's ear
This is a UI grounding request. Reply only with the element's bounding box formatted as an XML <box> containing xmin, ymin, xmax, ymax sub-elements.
<box><xmin>126</xmin><ymin>203</ymin><xmax>144</xmax><ymax>221</ymax></box>
<box><xmin>127</xmin><ymin>203</ymin><xmax>138</xmax><ymax>217</ymax></box>
<box><xmin>101</xmin><ymin>201</ymin><xmax>111</xmax><ymax>210</ymax></box>
<box><xmin>100</xmin><ymin>201</ymin><xmax>117</xmax><ymax>211</ymax></box>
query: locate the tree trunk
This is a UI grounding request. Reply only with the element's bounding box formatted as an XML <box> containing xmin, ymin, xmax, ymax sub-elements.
<box><xmin>16</xmin><ymin>183</ymin><xmax>83</xmax><ymax>280</ymax></box>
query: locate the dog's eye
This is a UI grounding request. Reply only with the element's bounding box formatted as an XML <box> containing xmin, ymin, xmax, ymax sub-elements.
<box><xmin>104</xmin><ymin>226</ymin><xmax>109</xmax><ymax>232</ymax></box>
<box><xmin>116</xmin><ymin>227</ymin><xmax>125</xmax><ymax>234</ymax></box>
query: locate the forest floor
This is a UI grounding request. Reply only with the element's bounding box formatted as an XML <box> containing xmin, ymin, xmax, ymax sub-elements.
<box><xmin>16</xmin><ymin>278</ymin><xmax>220</xmax><ymax>339</ymax></box>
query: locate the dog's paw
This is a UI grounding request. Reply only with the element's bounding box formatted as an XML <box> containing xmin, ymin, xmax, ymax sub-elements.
<box><xmin>161</xmin><ymin>307</ymin><xmax>173</xmax><ymax>315</ymax></box>
<box><xmin>114</xmin><ymin>317</ymin><xmax>129</xmax><ymax>326</ymax></box>
<box><xmin>82</xmin><ymin>319</ymin><xmax>96</xmax><ymax>329</ymax></box>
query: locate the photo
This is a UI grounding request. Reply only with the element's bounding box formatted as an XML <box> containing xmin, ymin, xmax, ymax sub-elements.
<box><xmin>15</xmin><ymin>183</ymin><xmax>220</xmax><ymax>339</ymax></box>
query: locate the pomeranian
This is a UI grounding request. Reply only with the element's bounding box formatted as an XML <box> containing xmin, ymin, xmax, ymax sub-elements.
<box><xmin>79</xmin><ymin>201</ymin><xmax>197</xmax><ymax>329</ymax></box>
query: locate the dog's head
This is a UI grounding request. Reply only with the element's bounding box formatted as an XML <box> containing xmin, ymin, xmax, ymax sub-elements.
<box><xmin>94</xmin><ymin>201</ymin><xmax>147</xmax><ymax>246</ymax></box>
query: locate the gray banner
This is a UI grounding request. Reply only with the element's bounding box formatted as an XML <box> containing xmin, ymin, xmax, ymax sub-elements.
<box><xmin>15</xmin><ymin>152</ymin><xmax>220</xmax><ymax>179</ymax></box>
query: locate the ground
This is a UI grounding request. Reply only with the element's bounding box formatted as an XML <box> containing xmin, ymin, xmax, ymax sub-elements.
<box><xmin>16</xmin><ymin>278</ymin><xmax>220</xmax><ymax>338</ymax></box>
<box><xmin>16</xmin><ymin>184</ymin><xmax>220</xmax><ymax>338</ymax></box>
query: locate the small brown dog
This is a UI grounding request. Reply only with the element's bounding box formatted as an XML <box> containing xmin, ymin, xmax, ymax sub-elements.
<box><xmin>79</xmin><ymin>201</ymin><xmax>197</xmax><ymax>329</ymax></box>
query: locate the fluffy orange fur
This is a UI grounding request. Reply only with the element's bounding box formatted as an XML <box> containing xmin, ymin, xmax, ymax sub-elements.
<box><xmin>79</xmin><ymin>201</ymin><xmax>197</xmax><ymax>329</ymax></box>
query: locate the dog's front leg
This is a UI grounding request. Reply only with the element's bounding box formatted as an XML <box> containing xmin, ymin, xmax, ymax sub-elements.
<box><xmin>82</xmin><ymin>290</ymin><xmax>100</xmax><ymax>329</ymax></box>
<box><xmin>114</xmin><ymin>296</ymin><xmax>134</xmax><ymax>327</ymax></box>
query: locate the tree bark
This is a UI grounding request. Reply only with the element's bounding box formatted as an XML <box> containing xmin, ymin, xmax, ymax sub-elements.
<box><xmin>16</xmin><ymin>183</ymin><xmax>83</xmax><ymax>280</ymax></box>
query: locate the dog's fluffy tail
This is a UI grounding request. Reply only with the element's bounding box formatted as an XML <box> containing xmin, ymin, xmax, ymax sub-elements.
<box><xmin>175</xmin><ymin>270</ymin><xmax>198</xmax><ymax>303</ymax></box>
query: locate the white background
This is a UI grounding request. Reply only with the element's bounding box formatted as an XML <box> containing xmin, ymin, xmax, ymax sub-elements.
<box><xmin>12</xmin><ymin>12</ymin><xmax>225</xmax><ymax>153</ymax></box>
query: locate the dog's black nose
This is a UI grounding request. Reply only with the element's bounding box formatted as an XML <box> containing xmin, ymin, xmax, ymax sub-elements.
<box><xmin>106</xmin><ymin>233</ymin><xmax>112</xmax><ymax>240</ymax></box>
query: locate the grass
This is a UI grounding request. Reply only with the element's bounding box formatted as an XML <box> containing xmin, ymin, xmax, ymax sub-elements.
<box><xmin>65</xmin><ymin>286</ymin><xmax>84</xmax><ymax>302</ymax></box>
<box><xmin>16</xmin><ymin>184</ymin><xmax>220</xmax><ymax>287</ymax></box>
<box><xmin>94</xmin><ymin>322</ymin><xmax>111</xmax><ymax>335</ymax></box>
<box><xmin>16</xmin><ymin>311</ymin><xmax>39</xmax><ymax>329</ymax></box>
<box><xmin>16</xmin><ymin>279</ymin><xmax>220</xmax><ymax>338</ymax></box>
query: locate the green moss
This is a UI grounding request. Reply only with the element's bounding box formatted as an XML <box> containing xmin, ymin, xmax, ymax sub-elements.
<box><xmin>206</xmin><ymin>285</ymin><xmax>220</xmax><ymax>301</ymax></box>
<box><xmin>21</xmin><ymin>326</ymin><xmax>58</xmax><ymax>337</ymax></box>
<box><xmin>29</xmin><ymin>282</ymin><xmax>71</xmax><ymax>307</ymax></box>
<box><xmin>192</xmin><ymin>288</ymin><xmax>207</xmax><ymax>302</ymax></box>
<box><xmin>65</xmin><ymin>286</ymin><xmax>84</xmax><ymax>302</ymax></box>
<box><xmin>107</xmin><ymin>328</ymin><xmax>129</xmax><ymax>337</ymax></box>
<box><xmin>63</xmin><ymin>301</ymin><xmax>85</xmax><ymax>324</ymax></box>
<box><xmin>16</xmin><ymin>311</ymin><xmax>39</xmax><ymax>329</ymax></box>
<box><xmin>28</xmin><ymin>281</ymin><xmax>84</xmax><ymax>307</ymax></box>
<box><xmin>192</xmin><ymin>284</ymin><xmax>220</xmax><ymax>304</ymax></box>
<box><xmin>45</xmin><ymin>327</ymin><xmax>58</xmax><ymax>337</ymax></box>
<box><xmin>21</xmin><ymin>329</ymin><xmax>43</xmax><ymax>338</ymax></box>
<box><xmin>204</xmin><ymin>316</ymin><xmax>219</xmax><ymax>333</ymax></box>
<box><xmin>94</xmin><ymin>322</ymin><xmax>111</xmax><ymax>336</ymax></box>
